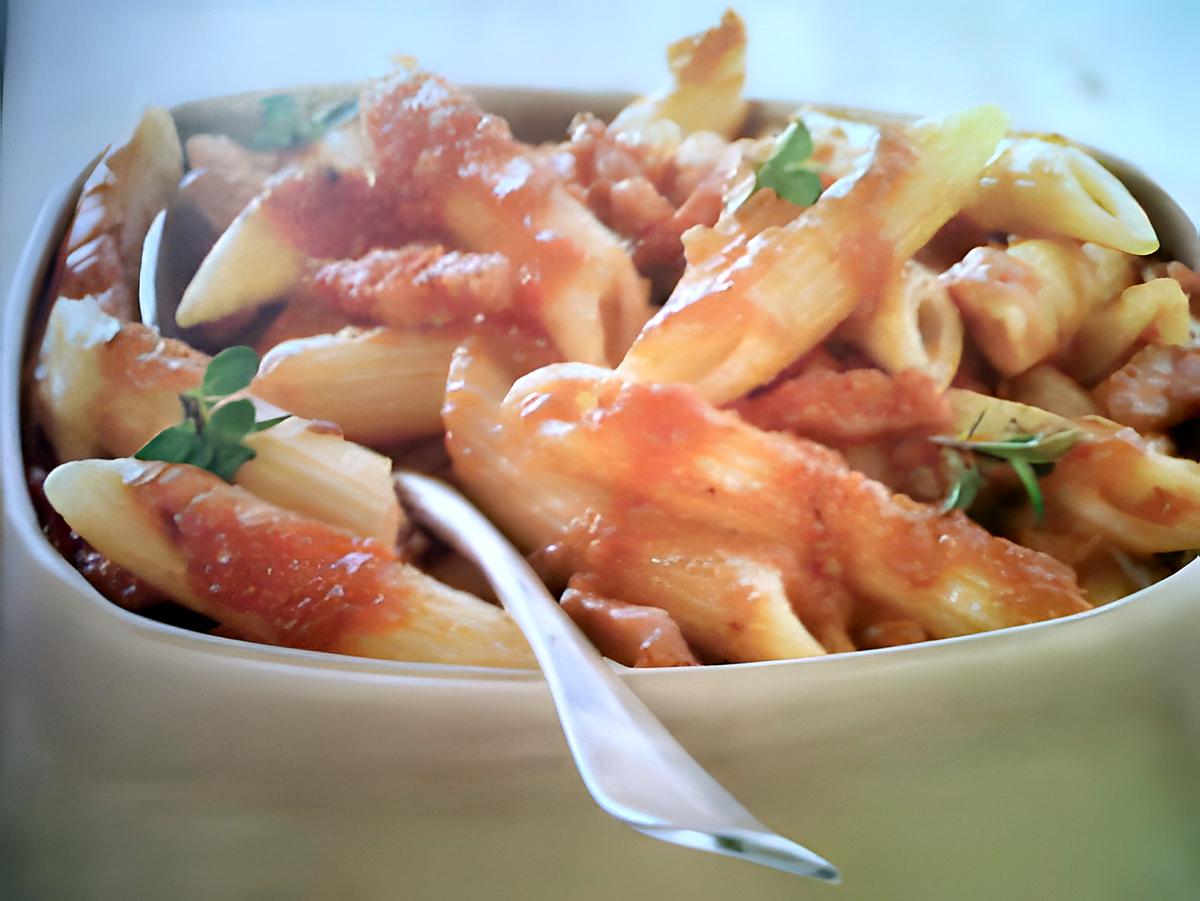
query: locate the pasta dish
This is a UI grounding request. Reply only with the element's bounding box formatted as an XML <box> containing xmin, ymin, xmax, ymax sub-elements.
<box><xmin>23</xmin><ymin>12</ymin><xmax>1200</xmax><ymax>669</ymax></box>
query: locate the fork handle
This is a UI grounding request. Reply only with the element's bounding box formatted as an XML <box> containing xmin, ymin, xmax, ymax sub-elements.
<box><xmin>394</xmin><ymin>472</ymin><xmax>839</xmax><ymax>882</ymax></box>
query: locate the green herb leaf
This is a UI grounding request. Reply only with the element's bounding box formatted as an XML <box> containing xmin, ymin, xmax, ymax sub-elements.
<box><xmin>1009</xmin><ymin>458</ymin><xmax>1045</xmax><ymax>521</ymax></box>
<box><xmin>134</xmin><ymin>345</ymin><xmax>289</xmax><ymax>483</ymax></box>
<box><xmin>134</xmin><ymin>422</ymin><xmax>198</xmax><ymax>464</ymax></box>
<box><xmin>939</xmin><ymin>454</ymin><xmax>984</xmax><ymax>514</ymax></box>
<box><xmin>753</xmin><ymin>120</ymin><xmax>823</xmax><ymax>208</ymax></box>
<box><xmin>932</xmin><ymin>423</ymin><xmax>1080</xmax><ymax>522</ymax></box>
<box><xmin>930</xmin><ymin>429</ymin><xmax>1081</xmax><ymax>465</ymax></box>
<box><xmin>202</xmin><ymin>346</ymin><xmax>260</xmax><ymax>398</ymax></box>
<box><xmin>253</xmin><ymin>414</ymin><xmax>291</xmax><ymax>432</ymax></box>
<box><xmin>209</xmin><ymin>444</ymin><xmax>258</xmax><ymax>483</ymax></box>
<box><xmin>249</xmin><ymin>94</ymin><xmax>359</xmax><ymax>152</ymax></box>
<box><xmin>207</xmin><ymin>398</ymin><xmax>258</xmax><ymax>443</ymax></box>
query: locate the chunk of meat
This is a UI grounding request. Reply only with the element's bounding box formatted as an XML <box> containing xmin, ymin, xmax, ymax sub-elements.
<box><xmin>561</xmin><ymin>585</ymin><xmax>699</xmax><ymax>668</ymax></box>
<box><xmin>310</xmin><ymin>245</ymin><xmax>515</xmax><ymax>328</ymax></box>
<box><xmin>259</xmin><ymin>167</ymin><xmax>420</xmax><ymax>259</ymax></box>
<box><xmin>183</xmin><ymin>134</ymin><xmax>283</xmax><ymax>230</ymax></box>
<box><xmin>732</xmin><ymin>368</ymin><xmax>952</xmax><ymax>445</ymax></box>
<box><xmin>1095</xmin><ymin>344</ymin><xmax>1200</xmax><ymax>432</ymax></box>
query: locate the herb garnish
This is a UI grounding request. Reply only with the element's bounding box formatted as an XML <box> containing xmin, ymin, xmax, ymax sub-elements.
<box><xmin>249</xmin><ymin>95</ymin><xmax>359</xmax><ymax>152</ymax></box>
<box><xmin>932</xmin><ymin>414</ymin><xmax>1080</xmax><ymax>522</ymax></box>
<box><xmin>135</xmin><ymin>346</ymin><xmax>288</xmax><ymax>482</ymax></box>
<box><xmin>751</xmin><ymin>119</ymin><xmax>823</xmax><ymax>208</ymax></box>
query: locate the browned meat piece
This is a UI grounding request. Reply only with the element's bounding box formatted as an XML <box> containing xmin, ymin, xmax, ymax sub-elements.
<box><xmin>732</xmin><ymin>368</ymin><xmax>952</xmax><ymax>445</ymax></box>
<box><xmin>561</xmin><ymin>585</ymin><xmax>700</xmax><ymax>668</ymax></box>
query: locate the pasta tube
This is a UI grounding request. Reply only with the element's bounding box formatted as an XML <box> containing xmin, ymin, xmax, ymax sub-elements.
<box><xmin>609</xmin><ymin>9</ymin><xmax>747</xmax><ymax>140</ymax></box>
<box><xmin>1064</xmin><ymin>278</ymin><xmax>1190</xmax><ymax>384</ymax></box>
<box><xmin>447</xmin><ymin>339</ymin><xmax>1088</xmax><ymax>659</ymax></box>
<box><xmin>949</xmin><ymin>389</ymin><xmax>1200</xmax><ymax>554</ymax></box>
<box><xmin>942</xmin><ymin>239</ymin><xmax>1136</xmax><ymax>376</ymax></box>
<box><xmin>35</xmin><ymin>298</ymin><xmax>403</xmax><ymax>545</ymax></box>
<box><xmin>43</xmin><ymin>459</ymin><xmax>533</xmax><ymax>668</ymax></box>
<box><xmin>966</xmin><ymin>136</ymin><xmax>1159</xmax><ymax>255</ymax></box>
<box><xmin>253</xmin><ymin>326</ymin><xmax>462</xmax><ymax>445</ymax></box>
<box><xmin>841</xmin><ymin>260</ymin><xmax>964</xmax><ymax>390</ymax></box>
<box><xmin>618</xmin><ymin>104</ymin><xmax>1008</xmax><ymax>403</ymax></box>
<box><xmin>1004</xmin><ymin>364</ymin><xmax>1102</xmax><ymax>419</ymax></box>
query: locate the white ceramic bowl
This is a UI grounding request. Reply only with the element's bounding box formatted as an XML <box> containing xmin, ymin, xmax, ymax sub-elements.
<box><xmin>3</xmin><ymin>88</ymin><xmax>1200</xmax><ymax>901</ymax></box>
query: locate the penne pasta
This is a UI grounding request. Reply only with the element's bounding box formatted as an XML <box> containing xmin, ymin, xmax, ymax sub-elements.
<box><xmin>609</xmin><ymin>9</ymin><xmax>747</xmax><ymax>141</ymax></box>
<box><xmin>1064</xmin><ymin>277</ymin><xmax>1190</xmax><ymax>384</ymax></box>
<box><xmin>43</xmin><ymin>459</ymin><xmax>533</xmax><ymax>668</ymax></box>
<box><xmin>942</xmin><ymin>238</ymin><xmax>1136</xmax><ymax>376</ymax></box>
<box><xmin>1003</xmin><ymin>364</ymin><xmax>1102</xmax><ymax>419</ymax></box>
<box><xmin>26</xmin><ymin>16</ymin><xmax>1200</xmax><ymax>668</ymax></box>
<box><xmin>966</xmin><ymin>136</ymin><xmax>1160</xmax><ymax>255</ymax></box>
<box><xmin>841</xmin><ymin>260</ymin><xmax>964</xmax><ymax>390</ymax></box>
<box><xmin>35</xmin><ymin>298</ymin><xmax>403</xmax><ymax>545</ymax></box>
<box><xmin>253</xmin><ymin>326</ymin><xmax>464</xmax><ymax>445</ymax></box>
<box><xmin>617</xmin><ymin>104</ymin><xmax>1009</xmax><ymax>403</ymax></box>
<box><xmin>948</xmin><ymin>388</ymin><xmax>1200</xmax><ymax>554</ymax></box>
<box><xmin>448</xmin><ymin>340</ymin><xmax>1088</xmax><ymax>659</ymax></box>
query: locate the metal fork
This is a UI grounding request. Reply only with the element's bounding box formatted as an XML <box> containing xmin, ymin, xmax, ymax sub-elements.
<box><xmin>394</xmin><ymin>471</ymin><xmax>840</xmax><ymax>883</ymax></box>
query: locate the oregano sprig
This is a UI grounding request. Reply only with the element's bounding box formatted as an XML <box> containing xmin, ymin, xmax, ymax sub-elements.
<box><xmin>249</xmin><ymin>94</ymin><xmax>359</xmax><ymax>152</ymax></box>
<box><xmin>932</xmin><ymin>416</ymin><xmax>1081</xmax><ymax>522</ymax></box>
<box><xmin>750</xmin><ymin>119</ymin><xmax>823</xmax><ymax>208</ymax></box>
<box><xmin>134</xmin><ymin>346</ymin><xmax>289</xmax><ymax>482</ymax></box>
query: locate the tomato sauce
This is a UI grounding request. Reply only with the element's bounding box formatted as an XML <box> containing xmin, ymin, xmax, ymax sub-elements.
<box><xmin>136</xmin><ymin>468</ymin><xmax>406</xmax><ymax>652</ymax></box>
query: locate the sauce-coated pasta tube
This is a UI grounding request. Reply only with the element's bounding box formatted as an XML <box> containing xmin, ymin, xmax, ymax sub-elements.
<box><xmin>618</xmin><ymin>104</ymin><xmax>1008</xmax><ymax>403</ymax></box>
<box><xmin>949</xmin><ymin>389</ymin><xmax>1200</xmax><ymax>554</ymax></box>
<box><xmin>966</xmin><ymin>136</ymin><xmax>1159</xmax><ymax>256</ymax></box>
<box><xmin>609</xmin><ymin>9</ymin><xmax>747</xmax><ymax>140</ymax></box>
<box><xmin>35</xmin><ymin>298</ymin><xmax>403</xmax><ymax>545</ymax></box>
<box><xmin>1064</xmin><ymin>278</ymin><xmax>1190</xmax><ymax>384</ymax></box>
<box><xmin>942</xmin><ymin>239</ymin><xmax>1136</xmax><ymax>376</ymax></box>
<box><xmin>449</xmin><ymin>340</ymin><xmax>1088</xmax><ymax>660</ymax></box>
<box><xmin>253</xmin><ymin>326</ymin><xmax>463</xmax><ymax>445</ymax></box>
<box><xmin>841</xmin><ymin>260</ymin><xmax>963</xmax><ymax>390</ymax></box>
<box><xmin>43</xmin><ymin>459</ymin><xmax>533</xmax><ymax>668</ymax></box>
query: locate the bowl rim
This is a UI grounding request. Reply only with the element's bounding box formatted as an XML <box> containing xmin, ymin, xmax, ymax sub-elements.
<box><xmin>5</xmin><ymin>83</ymin><xmax>1199</xmax><ymax>685</ymax></box>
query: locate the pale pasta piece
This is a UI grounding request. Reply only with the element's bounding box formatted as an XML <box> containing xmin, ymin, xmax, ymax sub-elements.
<box><xmin>966</xmin><ymin>136</ymin><xmax>1159</xmax><ymax>255</ymax></box>
<box><xmin>618</xmin><ymin>104</ymin><xmax>1009</xmax><ymax>404</ymax></box>
<box><xmin>448</xmin><ymin>339</ymin><xmax>1087</xmax><ymax>660</ymax></box>
<box><xmin>253</xmin><ymin>326</ymin><xmax>462</xmax><ymax>445</ymax></box>
<box><xmin>441</xmin><ymin>183</ymin><xmax>648</xmax><ymax>365</ymax></box>
<box><xmin>43</xmin><ymin>459</ymin><xmax>533</xmax><ymax>668</ymax></box>
<box><xmin>175</xmin><ymin>189</ymin><xmax>308</xmax><ymax>327</ymax></box>
<box><xmin>1004</xmin><ymin>364</ymin><xmax>1102</xmax><ymax>418</ymax></box>
<box><xmin>1064</xmin><ymin>278</ymin><xmax>1190</xmax><ymax>384</ymax></box>
<box><xmin>942</xmin><ymin>238</ymin><xmax>1136</xmax><ymax>376</ymax></box>
<box><xmin>609</xmin><ymin>9</ymin><xmax>747</xmax><ymax>140</ymax></box>
<box><xmin>948</xmin><ymin>389</ymin><xmax>1200</xmax><ymax>554</ymax></box>
<box><xmin>841</xmin><ymin>260</ymin><xmax>964</xmax><ymax>390</ymax></box>
<box><xmin>1044</xmin><ymin>432</ymin><xmax>1200</xmax><ymax>555</ymax></box>
<box><xmin>35</xmin><ymin>298</ymin><xmax>402</xmax><ymax>545</ymax></box>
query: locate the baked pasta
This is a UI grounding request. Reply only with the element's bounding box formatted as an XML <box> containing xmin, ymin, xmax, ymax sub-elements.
<box><xmin>25</xmin><ymin>11</ymin><xmax>1200</xmax><ymax>668</ymax></box>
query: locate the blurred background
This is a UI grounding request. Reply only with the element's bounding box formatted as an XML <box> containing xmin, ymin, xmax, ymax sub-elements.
<box><xmin>2</xmin><ymin>0</ymin><xmax>1198</xmax><ymax>317</ymax></box>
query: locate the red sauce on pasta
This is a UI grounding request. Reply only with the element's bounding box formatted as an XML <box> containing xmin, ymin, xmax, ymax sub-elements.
<box><xmin>135</xmin><ymin>467</ymin><xmax>405</xmax><ymax>651</ymax></box>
